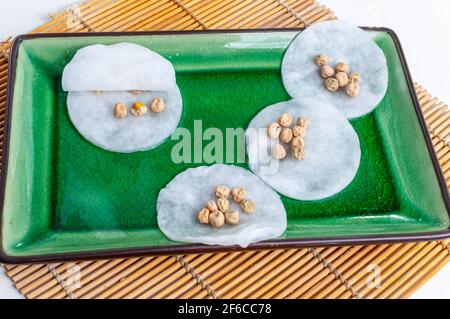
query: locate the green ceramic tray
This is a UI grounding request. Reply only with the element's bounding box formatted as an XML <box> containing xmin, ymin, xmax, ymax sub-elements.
<box><xmin>1</xmin><ymin>29</ymin><xmax>450</xmax><ymax>263</ymax></box>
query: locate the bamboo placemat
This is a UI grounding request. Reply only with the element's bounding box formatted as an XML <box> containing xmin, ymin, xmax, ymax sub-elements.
<box><xmin>1</xmin><ymin>0</ymin><xmax>450</xmax><ymax>299</ymax></box>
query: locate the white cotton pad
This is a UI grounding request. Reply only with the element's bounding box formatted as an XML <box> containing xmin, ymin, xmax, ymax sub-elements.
<box><xmin>67</xmin><ymin>90</ymin><xmax>182</xmax><ymax>153</ymax></box>
<box><xmin>62</xmin><ymin>43</ymin><xmax>177</xmax><ymax>92</ymax></box>
<box><xmin>281</xmin><ymin>21</ymin><xmax>388</xmax><ymax>119</ymax></box>
<box><xmin>246</xmin><ymin>98</ymin><xmax>361</xmax><ymax>201</ymax></box>
<box><xmin>157</xmin><ymin>164</ymin><xmax>287</xmax><ymax>247</ymax></box>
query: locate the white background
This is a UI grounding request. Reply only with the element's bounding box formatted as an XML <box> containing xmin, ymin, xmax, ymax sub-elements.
<box><xmin>0</xmin><ymin>0</ymin><xmax>449</xmax><ymax>299</ymax></box>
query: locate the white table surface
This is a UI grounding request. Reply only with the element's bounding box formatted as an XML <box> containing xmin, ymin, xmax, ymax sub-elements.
<box><xmin>0</xmin><ymin>0</ymin><xmax>449</xmax><ymax>299</ymax></box>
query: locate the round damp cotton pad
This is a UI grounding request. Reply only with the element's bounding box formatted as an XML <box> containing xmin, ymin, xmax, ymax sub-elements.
<box><xmin>67</xmin><ymin>90</ymin><xmax>182</xmax><ymax>153</ymax></box>
<box><xmin>157</xmin><ymin>164</ymin><xmax>287</xmax><ymax>248</ymax></box>
<box><xmin>62</xmin><ymin>42</ymin><xmax>177</xmax><ymax>92</ymax></box>
<box><xmin>246</xmin><ymin>98</ymin><xmax>361</xmax><ymax>201</ymax></box>
<box><xmin>281</xmin><ymin>21</ymin><xmax>388</xmax><ymax>119</ymax></box>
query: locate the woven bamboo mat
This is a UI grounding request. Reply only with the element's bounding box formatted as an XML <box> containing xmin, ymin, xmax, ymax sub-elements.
<box><xmin>1</xmin><ymin>0</ymin><xmax>450</xmax><ymax>299</ymax></box>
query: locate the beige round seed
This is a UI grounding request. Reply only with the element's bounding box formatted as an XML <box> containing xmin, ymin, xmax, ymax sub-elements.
<box><xmin>114</xmin><ymin>102</ymin><xmax>127</xmax><ymax>118</ymax></box>
<box><xmin>241</xmin><ymin>199</ymin><xmax>256</xmax><ymax>214</ymax></box>
<box><xmin>217</xmin><ymin>198</ymin><xmax>229</xmax><ymax>213</ymax></box>
<box><xmin>206</xmin><ymin>200</ymin><xmax>218</xmax><ymax>212</ymax></box>
<box><xmin>325</xmin><ymin>78</ymin><xmax>339</xmax><ymax>92</ymax></box>
<box><xmin>225</xmin><ymin>211</ymin><xmax>240</xmax><ymax>225</ymax></box>
<box><xmin>335</xmin><ymin>72</ymin><xmax>349</xmax><ymax>87</ymax></box>
<box><xmin>292</xmin><ymin>145</ymin><xmax>305</xmax><ymax>160</ymax></box>
<box><xmin>349</xmin><ymin>72</ymin><xmax>360</xmax><ymax>84</ymax></box>
<box><xmin>198</xmin><ymin>208</ymin><xmax>210</xmax><ymax>224</ymax></box>
<box><xmin>335</xmin><ymin>62</ymin><xmax>350</xmax><ymax>73</ymax></box>
<box><xmin>278</xmin><ymin>113</ymin><xmax>293</xmax><ymax>127</ymax></box>
<box><xmin>292</xmin><ymin>125</ymin><xmax>306</xmax><ymax>138</ymax></box>
<box><xmin>150</xmin><ymin>97</ymin><xmax>165</xmax><ymax>113</ymax></box>
<box><xmin>272</xmin><ymin>144</ymin><xmax>287</xmax><ymax>160</ymax></box>
<box><xmin>209</xmin><ymin>211</ymin><xmax>225</xmax><ymax>227</ymax></box>
<box><xmin>297</xmin><ymin>117</ymin><xmax>309</xmax><ymax>128</ymax></box>
<box><xmin>314</xmin><ymin>54</ymin><xmax>329</xmax><ymax>67</ymax></box>
<box><xmin>320</xmin><ymin>65</ymin><xmax>335</xmax><ymax>78</ymax></box>
<box><xmin>291</xmin><ymin>136</ymin><xmax>304</xmax><ymax>148</ymax></box>
<box><xmin>279</xmin><ymin>127</ymin><xmax>293</xmax><ymax>144</ymax></box>
<box><xmin>231</xmin><ymin>187</ymin><xmax>246</xmax><ymax>204</ymax></box>
<box><xmin>129</xmin><ymin>90</ymin><xmax>143</xmax><ymax>95</ymax></box>
<box><xmin>346</xmin><ymin>83</ymin><xmax>360</xmax><ymax>97</ymax></box>
<box><xmin>267</xmin><ymin>122</ymin><xmax>281</xmax><ymax>139</ymax></box>
<box><xmin>215</xmin><ymin>185</ymin><xmax>230</xmax><ymax>199</ymax></box>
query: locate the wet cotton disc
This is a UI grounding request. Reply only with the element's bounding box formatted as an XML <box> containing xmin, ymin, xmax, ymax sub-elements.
<box><xmin>63</xmin><ymin>43</ymin><xmax>183</xmax><ymax>153</ymax></box>
<box><xmin>246</xmin><ymin>98</ymin><xmax>361</xmax><ymax>201</ymax></box>
<box><xmin>62</xmin><ymin>42</ymin><xmax>177</xmax><ymax>92</ymax></box>
<box><xmin>281</xmin><ymin>21</ymin><xmax>388</xmax><ymax>119</ymax></box>
<box><xmin>157</xmin><ymin>164</ymin><xmax>287</xmax><ymax>247</ymax></box>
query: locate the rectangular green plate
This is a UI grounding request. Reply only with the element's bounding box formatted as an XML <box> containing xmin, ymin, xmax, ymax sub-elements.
<box><xmin>2</xmin><ymin>29</ymin><xmax>450</xmax><ymax>263</ymax></box>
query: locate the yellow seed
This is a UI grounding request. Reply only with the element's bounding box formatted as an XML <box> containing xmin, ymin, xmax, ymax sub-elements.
<box><xmin>132</xmin><ymin>102</ymin><xmax>145</xmax><ymax>109</ymax></box>
<box><xmin>130</xmin><ymin>102</ymin><xmax>148</xmax><ymax>116</ymax></box>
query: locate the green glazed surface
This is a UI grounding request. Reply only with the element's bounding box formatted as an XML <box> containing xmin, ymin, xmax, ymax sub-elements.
<box><xmin>2</xmin><ymin>31</ymin><xmax>449</xmax><ymax>257</ymax></box>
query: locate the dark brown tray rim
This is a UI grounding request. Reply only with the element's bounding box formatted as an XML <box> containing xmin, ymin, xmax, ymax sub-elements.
<box><xmin>1</xmin><ymin>27</ymin><xmax>449</xmax><ymax>264</ymax></box>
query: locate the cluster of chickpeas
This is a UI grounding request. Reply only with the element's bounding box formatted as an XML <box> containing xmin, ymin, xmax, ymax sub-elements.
<box><xmin>267</xmin><ymin>113</ymin><xmax>309</xmax><ymax>161</ymax></box>
<box><xmin>314</xmin><ymin>54</ymin><xmax>360</xmax><ymax>97</ymax></box>
<box><xmin>197</xmin><ymin>185</ymin><xmax>256</xmax><ymax>228</ymax></box>
<box><xmin>114</xmin><ymin>93</ymin><xmax>165</xmax><ymax>118</ymax></box>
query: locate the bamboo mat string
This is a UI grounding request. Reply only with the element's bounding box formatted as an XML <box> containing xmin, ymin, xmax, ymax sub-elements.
<box><xmin>171</xmin><ymin>0</ymin><xmax>208</xmax><ymax>29</ymax></box>
<box><xmin>48</xmin><ymin>0</ymin><xmax>87</xmax><ymax>20</ymax></box>
<box><xmin>438</xmin><ymin>240</ymin><xmax>450</xmax><ymax>253</ymax></box>
<box><xmin>176</xmin><ymin>256</ymin><xmax>218</xmax><ymax>299</ymax></box>
<box><xmin>308</xmin><ymin>248</ymin><xmax>362</xmax><ymax>299</ymax></box>
<box><xmin>69</xmin><ymin>4</ymin><xmax>98</xmax><ymax>32</ymax></box>
<box><xmin>46</xmin><ymin>265</ymin><xmax>76</xmax><ymax>299</ymax></box>
<box><xmin>0</xmin><ymin>37</ymin><xmax>11</xmax><ymax>61</ymax></box>
<box><xmin>428</xmin><ymin>110</ymin><xmax>450</xmax><ymax>149</ymax></box>
<box><xmin>274</xmin><ymin>0</ymin><xmax>311</xmax><ymax>27</ymax></box>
